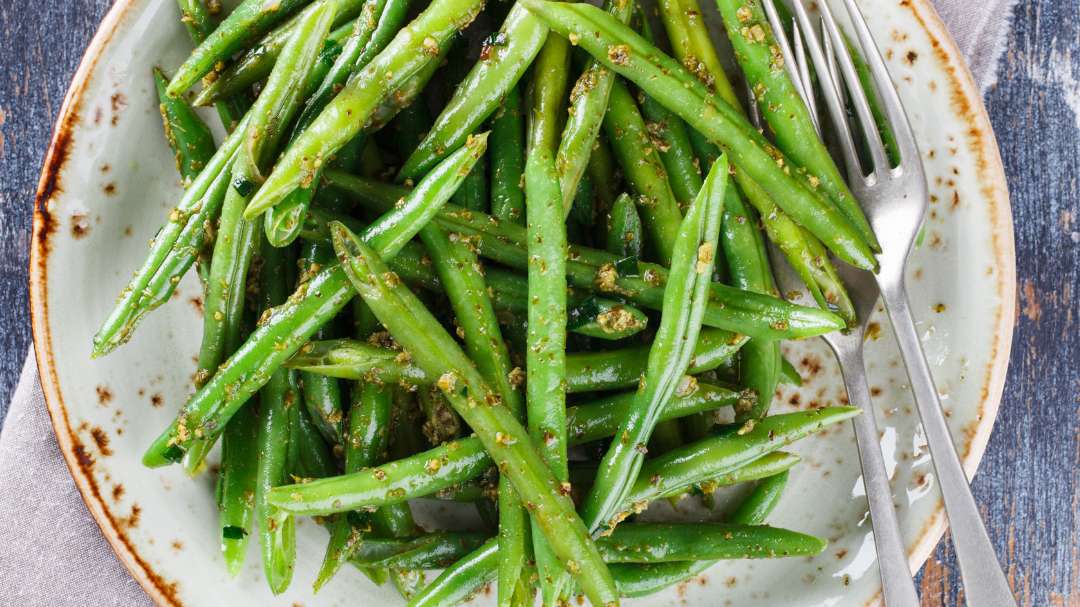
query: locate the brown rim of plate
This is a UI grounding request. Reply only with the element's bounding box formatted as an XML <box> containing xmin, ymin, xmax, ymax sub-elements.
<box><xmin>28</xmin><ymin>1</ymin><xmax>1015</xmax><ymax>605</ymax></box>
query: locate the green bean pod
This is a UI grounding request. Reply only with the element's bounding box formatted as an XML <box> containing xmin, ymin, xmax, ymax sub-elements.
<box><xmin>488</xmin><ymin>86</ymin><xmax>526</xmax><ymax>224</ymax></box>
<box><xmin>350</xmin><ymin>532</ymin><xmax>493</xmax><ymax>569</ymax></box>
<box><xmin>603</xmin><ymin>78</ymin><xmax>683</xmax><ymax>264</ymax></box>
<box><xmin>245</xmin><ymin>0</ymin><xmax>487</xmax><ymax>215</ymax></box>
<box><xmin>518</xmin><ymin>0</ymin><xmax>878</xmax><ymax>271</ymax></box>
<box><xmin>554</xmin><ymin>0</ymin><xmax>634</xmax><ymax>213</ymax></box>
<box><xmin>245</xmin><ymin>0</ymin><xmax>339</xmax><ymax>178</ymax></box>
<box><xmin>397</xmin><ymin>5</ymin><xmax>548</xmax><ymax>182</ymax></box>
<box><xmin>582</xmin><ymin>155</ymin><xmax>729</xmax><ymax>535</ymax></box>
<box><xmin>596</xmin><ymin>522</ymin><xmax>824</xmax><ymax>563</ymax></box>
<box><xmin>525</xmin><ymin>88</ymin><xmax>573</xmax><ymax>601</ymax></box>
<box><xmin>326</xmin><ymin>224</ymin><xmax>620</xmax><ymax>607</ymax></box>
<box><xmin>154</xmin><ymin>69</ymin><xmax>214</xmax><ymax>187</ymax></box>
<box><xmin>720</xmin><ymin>192</ymin><xmax>782</xmax><ymax>421</ymax></box>
<box><xmin>253</xmin><ymin>237</ymin><xmax>302</xmax><ymax>596</ymax></box>
<box><xmin>298</xmin><ymin>244</ymin><xmax>345</xmax><ymax>448</ymax></box>
<box><xmin>599</xmin><ymin>468</ymin><xmax>791</xmax><ymax>597</ymax></box>
<box><xmin>92</xmin><ymin>122</ymin><xmax>248</xmax><ymax>358</ymax></box>
<box><xmin>217</xmin><ymin>399</ymin><xmax>260</xmax><ymax>578</ymax></box>
<box><xmin>637</xmin><ymin>89</ymin><xmax>702</xmax><ymax>208</ymax></box>
<box><xmin>195</xmin><ymin>159</ymin><xmax>263</xmax><ymax>388</ymax></box>
<box><xmin>326</xmin><ymin>172</ymin><xmax>846</xmax><ymax>340</ymax></box>
<box><xmin>143</xmin><ymin>136</ymin><xmax>489</xmax><ymax>466</ymax></box>
<box><xmin>408</xmin><ymin>539</ymin><xmax>500</xmax><ymax>607</ymax></box>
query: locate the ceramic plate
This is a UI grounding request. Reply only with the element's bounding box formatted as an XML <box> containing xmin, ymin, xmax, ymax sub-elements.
<box><xmin>29</xmin><ymin>0</ymin><xmax>1013</xmax><ymax>605</ymax></box>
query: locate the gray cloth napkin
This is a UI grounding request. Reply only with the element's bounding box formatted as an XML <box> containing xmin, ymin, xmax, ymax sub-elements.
<box><xmin>0</xmin><ymin>1</ymin><xmax>1015</xmax><ymax>603</ymax></box>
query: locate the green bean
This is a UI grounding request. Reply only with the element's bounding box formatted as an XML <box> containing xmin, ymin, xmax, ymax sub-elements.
<box><xmin>588</xmin><ymin>132</ymin><xmax>621</xmax><ymax>217</ymax></box>
<box><xmin>169</xmin><ymin>0</ymin><xmax>326</xmax><ymax>96</ymax></box>
<box><xmin>363</xmin><ymin>42</ymin><xmax>447</xmax><ymax>136</ymax></box>
<box><xmin>294</xmin><ymin>0</ymin><xmax>407</xmax><ymax>135</ymax></box>
<box><xmin>525</xmin><ymin>83</ymin><xmax>573</xmax><ymax>601</ymax></box>
<box><xmin>350</xmin><ymin>383</ymin><xmax>392</xmax><ymax>469</ymax></box>
<box><xmin>195</xmin><ymin>158</ymin><xmax>263</xmax><ymax>389</ymax></box>
<box><xmin>720</xmin><ymin>191</ymin><xmax>782</xmax><ymax>421</ymax></box>
<box><xmin>217</xmin><ymin>398</ymin><xmax>260</xmax><ymax>578</ymax></box>
<box><xmin>245</xmin><ymin>0</ymin><xmax>487</xmax><ymax>216</ymax></box>
<box><xmin>92</xmin><ymin>122</ymin><xmax>248</xmax><ymax>358</ymax></box>
<box><xmin>603</xmin><ymin>78</ymin><xmax>683</xmax><ymax>264</ymax></box>
<box><xmin>628</xmin><ymin>407</ymin><xmax>858</xmax><ymax>506</ymax></box>
<box><xmin>327</xmin><ymin>172</ymin><xmax>846</xmax><ymax>340</ymax></box>
<box><xmin>298</xmin><ymin>245</ymin><xmax>346</xmax><ymax>448</ymax></box>
<box><xmin>253</xmin><ymin>237</ymin><xmax>302</xmax><ymax>595</ymax></box>
<box><xmin>646</xmin><ymin>450</ymin><xmax>798</xmax><ymax>501</ymax></box>
<box><xmin>298</xmin><ymin>405</ymin><xmax>339</xmax><ymax>476</ymax></box>
<box><xmin>143</xmin><ymin>136</ymin><xmax>488</xmax><ymax>466</ymax></box>
<box><xmin>716</xmin><ymin>0</ymin><xmax>877</xmax><ymax>252</ymax></box>
<box><xmin>154</xmin><ymin>70</ymin><xmax>214</xmax><ymax>187</ymax></box>
<box><xmin>844</xmin><ymin>35</ymin><xmax>900</xmax><ymax>168</ymax></box>
<box><xmin>175</xmin><ymin>0</ymin><xmax>213</xmax><ymax>44</ymax></box>
<box><xmin>518</xmin><ymin>0</ymin><xmax>878</xmax><ymax>271</ymax></box>
<box><xmin>554</xmin><ymin>0</ymin><xmax>634</xmax><ymax>213</ymax></box>
<box><xmin>635</xmin><ymin>69</ymin><xmax>703</xmax><ymax>208</ymax></box>
<box><xmin>245</xmin><ymin>0</ymin><xmax>339</xmax><ymax>178</ymax></box>
<box><xmin>779</xmin><ymin>356</ymin><xmax>802</xmax><ymax>387</ymax></box>
<box><xmin>606</xmin><ymin>468</ymin><xmax>790</xmax><ymax>597</ymax></box>
<box><xmin>349</xmin><ymin>532</ymin><xmax>492</xmax><ymax>569</ymax></box>
<box><xmin>583</xmin><ymin>155</ymin><xmax>728</xmax><ymax>536</ymax></box>
<box><xmin>488</xmin><ymin>86</ymin><xmax>526</xmax><ymax>224</ymax></box>
<box><xmin>605</xmin><ymin>193</ymin><xmax>643</xmax><ymax>260</ymax></box>
<box><xmin>595</xmin><ymin>522</ymin><xmax>823</xmax><ymax>562</ymax></box>
<box><xmin>326</xmin><ymin>224</ymin><xmax>619</xmax><ymax>606</ymax></box>
<box><xmin>397</xmin><ymin>5</ymin><xmax>548</xmax><ymax>183</ymax></box>
<box><xmin>408</xmin><ymin>539</ymin><xmax>500</xmax><ymax>607</ymax></box>
<box><xmin>383</xmin><ymin>386</ymin><xmax>428</xmax><ymax>600</ymax></box>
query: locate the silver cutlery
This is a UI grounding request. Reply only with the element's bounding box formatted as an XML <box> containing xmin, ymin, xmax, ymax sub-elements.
<box><xmin>757</xmin><ymin>0</ymin><xmax>1019</xmax><ymax>604</ymax></box>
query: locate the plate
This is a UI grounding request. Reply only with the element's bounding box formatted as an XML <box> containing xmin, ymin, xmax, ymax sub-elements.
<box><xmin>29</xmin><ymin>0</ymin><xmax>1014</xmax><ymax>605</ymax></box>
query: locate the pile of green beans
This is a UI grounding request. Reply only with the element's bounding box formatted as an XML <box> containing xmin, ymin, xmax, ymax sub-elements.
<box><xmin>93</xmin><ymin>0</ymin><xmax>882</xmax><ymax>602</ymax></box>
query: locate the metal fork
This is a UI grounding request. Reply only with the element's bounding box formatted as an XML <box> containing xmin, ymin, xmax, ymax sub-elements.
<box><xmin>769</xmin><ymin>0</ymin><xmax>1019</xmax><ymax>604</ymax></box>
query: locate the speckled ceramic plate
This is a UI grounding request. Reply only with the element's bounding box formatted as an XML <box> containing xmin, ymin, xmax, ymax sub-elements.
<box><xmin>29</xmin><ymin>0</ymin><xmax>1013</xmax><ymax>605</ymax></box>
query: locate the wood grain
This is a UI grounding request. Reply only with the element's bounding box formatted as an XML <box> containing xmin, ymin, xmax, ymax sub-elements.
<box><xmin>0</xmin><ymin>0</ymin><xmax>1075</xmax><ymax>604</ymax></box>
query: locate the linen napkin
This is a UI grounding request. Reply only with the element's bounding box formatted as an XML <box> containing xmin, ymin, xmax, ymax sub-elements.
<box><xmin>0</xmin><ymin>1</ymin><xmax>1016</xmax><ymax>604</ymax></box>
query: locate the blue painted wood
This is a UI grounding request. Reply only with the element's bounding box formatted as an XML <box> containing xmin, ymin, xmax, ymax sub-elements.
<box><xmin>0</xmin><ymin>0</ymin><xmax>1075</xmax><ymax>604</ymax></box>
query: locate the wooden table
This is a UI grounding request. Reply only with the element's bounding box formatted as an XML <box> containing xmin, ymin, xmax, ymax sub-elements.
<box><xmin>0</xmin><ymin>1</ymin><xmax>1075</xmax><ymax>604</ymax></box>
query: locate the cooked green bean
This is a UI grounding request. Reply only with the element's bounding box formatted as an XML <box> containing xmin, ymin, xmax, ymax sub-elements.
<box><xmin>488</xmin><ymin>86</ymin><xmax>526</xmax><ymax>224</ymax></box>
<box><xmin>595</xmin><ymin>522</ymin><xmax>824</xmax><ymax>563</ymax></box>
<box><xmin>92</xmin><ymin>122</ymin><xmax>248</xmax><ymax>358</ymax></box>
<box><xmin>154</xmin><ymin>69</ymin><xmax>214</xmax><ymax>187</ymax></box>
<box><xmin>603</xmin><ymin>77</ymin><xmax>683</xmax><ymax>264</ymax></box>
<box><xmin>582</xmin><ymin>155</ymin><xmax>728</xmax><ymax>536</ymax></box>
<box><xmin>554</xmin><ymin>0</ymin><xmax>634</xmax><ymax>213</ymax></box>
<box><xmin>350</xmin><ymin>532</ymin><xmax>492</xmax><ymax>569</ymax></box>
<box><xmin>720</xmin><ymin>192</ymin><xmax>781</xmax><ymax>422</ymax></box>
<box><xmin>217</xmin><ymin>399</ymin><xmax>260</xmax><ymax>578</ymax></box>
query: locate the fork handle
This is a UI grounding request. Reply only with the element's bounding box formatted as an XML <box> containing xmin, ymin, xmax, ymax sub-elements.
<box><xmin>879</xmin><ymin>274</ymin><xmax>1019</xmax><ymax>607</ymax></box>
<box><xmin>833</xmin><ymin>342</ymin><xmax>921</xmax><ymax>607</ymax></box>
